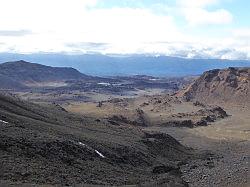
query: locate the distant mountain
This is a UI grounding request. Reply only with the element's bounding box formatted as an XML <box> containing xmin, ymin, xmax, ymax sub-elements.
<box><xmin>179</xmin><ymin>67</ymin><xmax>250</xmax><ymax>105</ymax></box>
<box><xmin>0</xmin><ymin>60</ymin><xmax>88</xmax><ymax>83</ymax></box>
<box><xmin>0</xmin><ymin>60</ymin><xmax>93</xmax><ymax>90</ymax></box>
<box><xmin>0</xmin><ymin>74</ymin><xmax>27</xmax><ymax>90</ymax></box>
<box><xmin>0</xmin><ymin>53</ymin><xmax>250</xmax><ymax>76</ymax></box>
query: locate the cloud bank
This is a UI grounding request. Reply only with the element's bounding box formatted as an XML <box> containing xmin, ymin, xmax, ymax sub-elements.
<box><xmin>0</xmin><ymin>0</ymin><xmax>249</xmax><ymax>60</ymax></box>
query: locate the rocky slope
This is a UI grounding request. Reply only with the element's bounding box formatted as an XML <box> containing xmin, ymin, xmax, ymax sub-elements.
<box><xmin>0</xmin><ymin>93</ymin><xmax>206</xmax><ymax>186</ymax></box>
<box><xmin>179</xmin><ymin>67</ymin><xmax>250</xmax><ymax>105</ymax></box>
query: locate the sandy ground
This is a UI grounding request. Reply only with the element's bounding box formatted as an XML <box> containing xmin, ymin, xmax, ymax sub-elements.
<box><xmin>144</xmin><ymin>105</ymin><xmax>250</xmax><ymax>187</ymax></box>
<box><xmin>188</xmin><ymin>105</ymin><xmax>250</xmax><ymax>141</ymax></box>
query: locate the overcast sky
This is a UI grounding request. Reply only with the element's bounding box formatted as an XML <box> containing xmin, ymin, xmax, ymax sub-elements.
<box><xmin>0</xmin><ymin>0</ymin><xmax>249</xmax><ymax>59</ymax></box>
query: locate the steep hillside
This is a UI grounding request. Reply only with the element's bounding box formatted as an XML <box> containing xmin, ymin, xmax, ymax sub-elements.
<box><xmin>179</xmin><ymin>67</ymin><xmax>250</xmax><ymax>105</ymax></box>
<box><xmin>0</xmin><ymin>93</ymin><xmax>200</xmax><ymax>186</ymax></box>
<box><xmin>0</xmin><ymin>60</ymin><xmax>88</xmax><ymax>84</ymax></box>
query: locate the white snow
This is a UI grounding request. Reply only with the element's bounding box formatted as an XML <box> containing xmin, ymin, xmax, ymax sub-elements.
<box><xmin>78</xmin><ymin>142</ymin><xmax>86</xmax><ymax>146</ymax></box>
<box><xmin>0</xmin><ymin>120</ymin><xmax>8</xmax><ymax>124</ymax></box>
<box><xmin>112</xmin><ymin>83</ymin><xmax>122</xmax><ymax>86</ymax></box>
<box><xmin>78</xmin><ymin>141</ymin><xmax>105</xmax><ymax>158</ymax></box>
<box><xmin>95</xmin><ymin>150</ymin><xmax>105</xmax><ymax>158</ymax></box>
<box><xmin>98</xmin><ymin>82</ymin><xmax>111</xmax><ymax>86</ymax></box>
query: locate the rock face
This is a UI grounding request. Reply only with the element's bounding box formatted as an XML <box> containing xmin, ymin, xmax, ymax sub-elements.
<box><xmin>180</xmin><ymin>67</ymin><xmax>250</xmax><ymax>105</ymax></box>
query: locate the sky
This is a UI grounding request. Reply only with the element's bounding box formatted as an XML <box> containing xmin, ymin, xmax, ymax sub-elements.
<box><xmin>0</xmin><ymin>0</ymin><xmax>250</xmax><ymax>60</ymax></box>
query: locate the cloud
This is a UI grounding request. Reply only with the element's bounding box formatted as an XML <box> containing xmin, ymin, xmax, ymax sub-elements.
<box><xmin>65</xmin><ymin>42</ymin><xmax>109</xmax><ymax>52</ymax></box>
<box><xmin>0</xmin><ymin>1</ymin><xmax>182</xmax><ymax>53</ymax></box>
<box><xmin>0</xmin><ymin>30</ymin><xmax>32</xmax><ymax>37</ymax></box>
<box><xmin>0</xmin><ymin>0</ymin><xmax>249</xmax><ymax>60</ymax></box>
<box><xmin>219</xmin><ymin>50</ymin><xmax>248</xmax><ymax>60</ymax></box>
<box><xmin>183</xmin><ymin>8</ymin><xmax>233</xmax><ymax>25</ymax></box>
<box><xmin>82</xmin><ymin>8</ymin><xmax>180</xmax><ymax>43</ymax></box>
<box><xmin>233</xmin><ymin>28</ymin><xmax>250</xmax><ymax>39</ymax></box>
<box><xmin>178</xmin><ymin>0</ymin><xmax>233</xmax><ymax>25</ymax></box>
<box><xmin>0</xmin><ymin>0</ymin><xmax>98</xmax><ymax>31</ymax></box>
<box><xmin>66</xmin><ymin>42</ymin><xmax>108</xmax><ymax>48</ymax></box>
<box><xmin>178</xmin><ymin>0</ymin><xmax>219</xmax><ymax>8</ymax></box>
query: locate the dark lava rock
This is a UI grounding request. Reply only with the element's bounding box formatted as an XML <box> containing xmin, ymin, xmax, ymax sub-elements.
<box><xmin>162</xmin><ymin>120</ymin><xmax>194</xmax><ymax>128</ymax></box>
<box><xmin>152</xmin><ymin>165</ymin><xmax>179</xmax><ymax>174</ymax></box>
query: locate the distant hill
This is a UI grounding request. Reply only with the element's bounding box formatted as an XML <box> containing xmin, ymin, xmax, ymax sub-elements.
<box><xmin>0</xmin><ymin>60</ymin><xmax>88</xmax><ymax>82</ymax></box>
<box><xmin>0</xmin><ymin>60</ymin><xmax>90</xmax><ymax>89</ymax></box>
<box><xmin>0</xmin><ymin>74</ymin><xmax>27</xmax><ymax>90</ymax></box>
<box><xmin>179</xmin><ymin>67</ymin><xmax>250</xmax><ymax>105</ymax></box>
<box><xmin>1</xmin><ymin>53</ymin><xmax>250</xmax><ymax>76</ymax></box>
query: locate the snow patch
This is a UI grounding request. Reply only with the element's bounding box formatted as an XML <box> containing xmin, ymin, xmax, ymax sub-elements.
<box><xmin>78</xmin><ymin>141</ymin><xmax>105</xmax><ymax>158</ymax></box>
<box><xmin>98</xmin><ymin>82</ymin><xmax>111</xmax><ymax>86</ymax></box>
<box><xmin>78</xmin><ymin>142</ymin><xmax>86</xmax><ymax>146</ymax></box>
<box><xmin>0</xmin><ymin>120</ymin><xmax>8</xmax><ymax>124</ymax></box>
<box><xmin>95</xmin><ymin>150</ymin><xmax>105</xmax><ymax>158</ymax></box>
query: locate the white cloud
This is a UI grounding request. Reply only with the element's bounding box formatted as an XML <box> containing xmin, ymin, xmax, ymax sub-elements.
<box><xmin>178</xmin><ymin>0</ymin><xmax>233</xmax><ymax>25</ymax></box>
<box><xmin>0</xmin><ymin>0</ymin><xmax>249</xmax><ymax>60</ymax></box>
<box><xmin>0</xmin><ymin>0</ymin><xmax>183</xmax><ymax>53</ymax></box>
<box><xmin>0</xmin><ymin>0</ymin><xmax>97</xmax><ymax>30</ymax></box>
<box><xmin>233</xmin><ymin>28</ymin><xmax>250</xmax><ymax>39</ymax></box>
<box><xmin>183</xmin><ymin>8</ymin><xmax>233</xmax><ymax>25</ymax></box>
<box><xmin>178</xmin><ymin>0</ymin><xmax>219</xmax><ymax>8</ymax></box>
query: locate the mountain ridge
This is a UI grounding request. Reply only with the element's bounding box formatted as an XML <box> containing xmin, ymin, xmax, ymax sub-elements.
<box><xmin>0</xmin><ymin>60</ymin><xmax>88</xmax><ymax>82</ymax></box>
<box><xmin>0</xmin><ymin>60</ymin><xmax>92</xmax><ymax>89</ymax></box>
<box><xmin>1</xmin><ymin>53</ymin><xmax>250</xmax><ymax>76</ymax></box>
<box><xmin>179</xmin><ymin>67</ymin><xmax>250</xmax><ymax>105</ymax></box>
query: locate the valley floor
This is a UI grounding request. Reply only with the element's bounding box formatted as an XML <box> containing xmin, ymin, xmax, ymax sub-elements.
<box><xmin>144</xmin><ymin>105</ymin><xmax>250</xmax><ymax>187</ymax></box>
<box><xmin>1</xmin><ymin>88</ymin><xmax>249</xmax><ymax>186</ymax></box>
